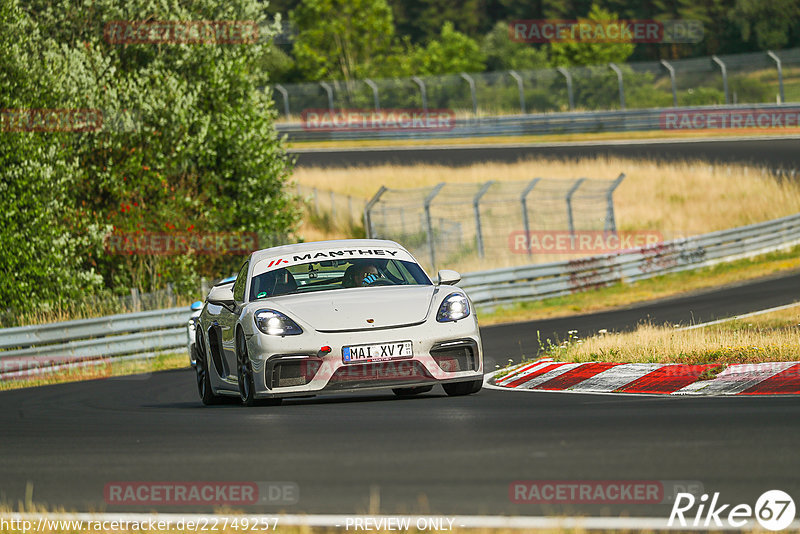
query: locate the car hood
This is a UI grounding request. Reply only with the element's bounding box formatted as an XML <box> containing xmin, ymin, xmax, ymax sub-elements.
<box><xmin>270</xmin><ymin>285</ymin><xmax>437</xmax><ymax>332</ymax></box>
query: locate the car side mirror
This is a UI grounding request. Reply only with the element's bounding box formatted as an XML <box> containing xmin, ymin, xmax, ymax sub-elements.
<box><xmin>190</xmin><ymin>300</ymin><xmax>203</xmax><ymax>311</ymax></box>
<box><xmin>207</xmin><ymin>284</ymin><xmax>235</xmax><ymax>306</ymax></box>
<box><xmin>437</xmin><ymin>269</ymin><xmax>461</xmax><ymax>285</ymax></box>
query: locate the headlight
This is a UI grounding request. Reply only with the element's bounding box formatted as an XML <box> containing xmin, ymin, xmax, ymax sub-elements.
<box><xmin>436</xmin><ymin>293</ymin><xmax>470</xmax><ymax>322</ymax></box>
<box><xmin>254</xmin><ymin>309</ymin><xmax>303</xmax><ymax>336</ymax></box>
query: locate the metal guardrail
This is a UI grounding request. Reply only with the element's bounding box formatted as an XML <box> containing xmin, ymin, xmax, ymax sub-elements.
<box><xmin>2</xmin><ymin>212</ymin><xmax>799</xmax><ymax>372</ymax></box>
<box><xmin>0</xmin><ymin>308</ymin><xmax>191</xmax><ymax>375</ymax></box>
<box><xmin>460</xmin><ymin>212</ymin><xmax>800</xmax><ymax>307</ymax></box>
<box><xmin>277</xmin><ymin>103</ymin><xmax>800</xmax><ymax>141</ymax></box>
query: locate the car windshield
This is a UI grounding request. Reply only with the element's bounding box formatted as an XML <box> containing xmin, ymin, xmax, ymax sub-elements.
<box><xmin>249</xmin><ymin>258</ymin><xmax>431</xmax><ymax>300</ymax></box>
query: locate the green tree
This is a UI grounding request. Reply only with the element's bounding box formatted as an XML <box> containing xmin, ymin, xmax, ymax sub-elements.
<box><xmin>0</xmin><ymin>0</ymin><xmax>298</xmax><ymax>314</ymax></box>
<box><xmin>481</xmin><ymin>21</ymin><xmax>548</xmax><ymax>71</ymax></box>
<box><xmin>730</xmin><ymin>0</ymin><xmax>800</xmax><ymax>50</ymax></box>
<box><xmin>412</xmin><ymin>22</ymin><xmax>486</xmax><ymax>75</ymax></box>
<box><xmin>548</xmin><ymin>4</ymin><xmax>635</xmax><ymax>66</ymax></box>
<box><xmin>291</xmin><ymin>0</ymin><xmax>397</xmax><ymax>81</ymax></box>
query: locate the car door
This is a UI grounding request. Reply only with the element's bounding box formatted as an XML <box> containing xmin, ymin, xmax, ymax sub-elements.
<box><xmin>221</xmin><ymin>260</ymin><xmax>249</xmax><ymax>375</ymax></box>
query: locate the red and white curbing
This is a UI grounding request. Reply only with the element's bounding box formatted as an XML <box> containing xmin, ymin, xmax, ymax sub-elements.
<box><xmin>490</xmin><ymin>358</ymin><xmax>800</xmax><ymax>395</ymax></box>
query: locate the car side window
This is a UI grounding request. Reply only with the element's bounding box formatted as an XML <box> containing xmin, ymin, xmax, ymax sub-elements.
<box><xmin>233</xmin><ymin>261</ymin><xmax>249</xmax><ymax>303</ymax></box>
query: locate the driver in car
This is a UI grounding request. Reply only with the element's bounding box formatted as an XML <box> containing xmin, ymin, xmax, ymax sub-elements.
<box><xmin>342</xmin><ymin>262</ymin><xmax>381</xmax><ymax>288</ymax></box>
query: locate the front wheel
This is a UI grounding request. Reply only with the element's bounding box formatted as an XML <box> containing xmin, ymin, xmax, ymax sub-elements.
<box><xmin>442</xmin><ymin>378</ymin><xmax>483</xmax><ymax>397</ymax></box>
<box><xmin>237</xmin><ymin>331</ymin><xmax>257</xmax><ymax>407</ymax></box>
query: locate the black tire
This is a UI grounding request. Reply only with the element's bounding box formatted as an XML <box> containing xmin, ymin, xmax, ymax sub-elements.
<box><xmin>237</xmin><ymin>331</ymin><xmax>258</xmax><ymax>407</ymax></box>
<box><xmin>442</xmin><ymin>378</ymin><xmax>483</xmax><ymax>397</ymax></box>
<box><xmin>196</xmin><ymin>330</ymin><xmax>224</xmax><ymax>405</ymax></box>
<box><xmin>392</xmin><ymin>385</ymin><xmax>434</xmax><ymax>397</ymax></box>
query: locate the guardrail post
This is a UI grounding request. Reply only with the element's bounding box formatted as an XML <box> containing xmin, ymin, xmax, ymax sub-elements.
<box><xmin>473</xmin><ymin>181</ymin><xmax>495</xmax><ymax>258</ymax></box>
<box><xmin>364</xmin><ymin>186</ymin><xmax>388</xmax><ymax>239</ymax></box>
<box><xmin>274</xmin><ymin>84</ymin><xmax>290</xmax><ymax>117</ymax></box>
<box><xmin>508</xmin><ymin>70</ymin><xmax>526</xmax><ymax>114</ymax></box>
<box><xmin>412</xmin><ymin>76</ymin><xmax>428</xmax><ymax>113</ymax></box>
<box><xmin>767</xmin><ymin>51</ymin><xmax>785</xmax><ymax>104</ymax></box>
<box><xmin>424</xmin><ymin>183</ymin><xmax>446</xmax><ymax>270</ymax></box>
<box><xmin>660</xmin><ymin>60</ymin><xmax>678</xmax><ymax>107</ymax></box>
<box><xmin>711</xmin><ymin>55</ymin><xmax>729</xmax><ymax>105</ymax></box>
<box><xmin>365</xmin><ymin>78</ymin><xmax>381</xmax><ymax>111</ymax></box>
<box><xmin>604</xmin><ymin>173</ymin><xmax>626</xmax><ymax>233</ymax></box>
<box><xmin>608</xmin><ymin>63</ymin><xmax>625</xmax><ymax>110</ymax></box>
<box><xmin>556</xmin><ymin>67</ymin><xmax>574</xmax><ymax>111</ymax></box>
<box><xmin>460</xmin><ymin>72</ymin><xmax>478</xmax><ymax>116</ymax></box>
<box><xmin>319</xmin><ymin>81</ymin><xmax>335</xmax><ymax>114</ymax></box>
<box><xmin>566</xmin><ymin>178</ymin><xmax>586</xmax><ymax>249</ymax></box>
<box><xmin>520</xmin><ymin>178</ymin><xmax>541</xmax><ymax>256</ymax></box>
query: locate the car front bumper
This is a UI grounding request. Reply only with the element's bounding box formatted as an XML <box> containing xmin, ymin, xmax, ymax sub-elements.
<box><xmin>244</xmin><ymin>319</ymin><xmax>483</xmax><ymax>398</ymax></box>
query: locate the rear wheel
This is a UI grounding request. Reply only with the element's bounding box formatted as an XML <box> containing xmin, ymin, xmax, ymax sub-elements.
<box><xmin>196</xmin><ymin>331</ymin><xmax>224</xmax><ymax>405</ymax></box>
<box><xmin>442</xmin><ymin>378</ymin><xmax>483</xmax><ymax>396</ymax></box>
<box><xmin>392</xmin><ymin>385</ymin><xmax>433</xmax><ymax>397</ymax></box>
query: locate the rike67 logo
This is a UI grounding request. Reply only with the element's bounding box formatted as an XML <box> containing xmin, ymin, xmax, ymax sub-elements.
<box><xmin>669</xmin><ymin>490</ymin><xmax>796</xmax><ymax>530</ymax></box>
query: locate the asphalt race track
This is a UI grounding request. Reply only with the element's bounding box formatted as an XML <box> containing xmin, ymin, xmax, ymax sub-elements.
<box><xmin>2</xmin><ymin>270</ymin><xmax>799</xmax><ymax>517</ymax></box>
<box><xmin>292</xmin><ymin>137</ymin><xmax>800</xmax><ymax>169</ymax></box>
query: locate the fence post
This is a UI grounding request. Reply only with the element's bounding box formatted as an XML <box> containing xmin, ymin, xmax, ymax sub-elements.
<box><xmin>566</xmin><ymin>178</ymin><xmax>586</xmax><ymax>249</ymax></box>
<box><xmin>711</xmin><ymin>55</ymin><xmax>729</xmax><ymax>104</ymax></box>
<box><xmin>609</xmin><ymin>63</ymin><xmax>625</xmax><ymax>110</ymax></box>
<box><xmin>365</xmin><ymin>78</ymin><xmax>381</xmax><ymax>111</ymax></box>
<box><xmin>274</xmin><ymin>84</ymin><xmax>290</xmax><ymax>117</ymax></box>
<box><xmin>312</xmin><ymin>187</ymin><xmax>318</xmax><ymax>213</ymax></box>
<box><xmin>556</xmin><ymin>67</ymin><xmax>574</xmax><ymax>110</ymax></box>
<box><xmin>130</xmin><ymin>288</ymin><xmax>141</xmax><ymax>312</ymax></box>
<box><xmin>319</xmin><ymin>81</ymin><xmax>335</xmax><ymax>114</ymax></box>
<box><xmin>364</xmin><ymin>186</ymin><xmax>388</xmax><ymax>239</ymax></box>
<box><xmin>460</xmin><ymin>72</ymin><xmax>478</xmax><ymax>116</ymax></box>
<box><xmin>347</xmin><ymin>195</ymin><xmax>354</xmax><ymax>224</ymax></box>
<box><xmin>508</xmin><ymin>70</ymin><xmax>526</xmax><ymax>114</ymax></box>
<box><xmin>473</xmin><ymin>181</ymin><xmax>495</xmax><ymax>258</ymax></box>
<box><xmin>604</xmin><ymin>173</ymin><xmax>626</xmax><ymax>233</ymax></box>
<box><xmin>424</xmin><ymin>183</ymin><xmax>446</xmax><ymax>270</ymax></box>
<box><xmin>329</xmin><ymin>190</ymin><xmax>336</xmax><ymax>220</ymax></box>
<box><xmin>767</xmin><ymin>51</ymin><xmax>785</xmax><ymax>104</ymax></box>
<box><xmin>412</xmin><ymin>76</ymin><xmax>428</xmax><ymax>113</ymax></box>
<box><xmin>659</xmin><ymin>60</ymin><xmax>678</xmax><ymax>107</ymax></box>
<box><xmin>520</xmin><ymin>178</ymin><xmax>541</xmax><ymax>256</ymax></box>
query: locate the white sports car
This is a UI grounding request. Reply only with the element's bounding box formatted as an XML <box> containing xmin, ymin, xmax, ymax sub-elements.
<box><xmin>194</xmin><ymin>239</ymin><xmax>484</xmax><ymax>406</ymax></box>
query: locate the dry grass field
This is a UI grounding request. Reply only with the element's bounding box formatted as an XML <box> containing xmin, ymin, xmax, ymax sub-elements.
<box><xmin>293</xmin><ymin>156</ymin><xmax>800</xmax><ymax>239</ymax></box>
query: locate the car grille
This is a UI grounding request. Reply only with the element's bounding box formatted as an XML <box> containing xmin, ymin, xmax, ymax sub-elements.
<box><xmin>325</xmin><ymin>360</ymin><xmax>433</xmax><ymax>390</ymax></box>
<box><xmin>430</xmin><ymin>341</ymin><xmax>479</xmax><ymax>372</ymax></box>
<box><xmin>268</xmin><ymin>356</ymin><xmax>322</xmax><ymax>389</ymax></box>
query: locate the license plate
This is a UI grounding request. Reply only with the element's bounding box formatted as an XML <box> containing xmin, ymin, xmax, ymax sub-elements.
<box><xmin>342</xmin><ymin>341</ymin><xmax>413</xmax><ymax>363</ymax></box>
